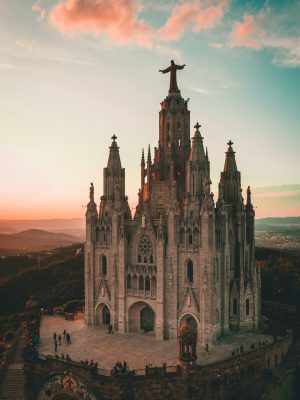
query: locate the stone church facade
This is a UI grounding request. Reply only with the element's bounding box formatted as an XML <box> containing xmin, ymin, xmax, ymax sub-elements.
<box><xmin>85</xmin><ymin>62</ymin><xmax>261</xmax><ymax>344</ymax></box>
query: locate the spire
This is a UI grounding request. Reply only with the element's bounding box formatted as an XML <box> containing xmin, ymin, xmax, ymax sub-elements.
<box><xmin>147</xmin><ymin>144</ymin><xmax>151</xmax><ymax>164</ymax></box>
<box><xmin>107</xmin><ymin>134</ymin><xmax>122</xmax><ymax>169</ymax></box>
<box><xmin>189</xmin><ymin>122</ymin><xmax>205</xmax><ymax>162</ymax></box>
<box><xmin>141</xmin><ymin>148</ymin><xmax>145</xmax><ymax>166</ymax></box>
<box><xmin>220</xmin><ymin>140</ymin><xmax>242</xmax><ymax>204</ymax></box>
<box><xmin>223</xmin><ymin>140</ymin><xmax>237</xmax><ymax>173</ymax></box>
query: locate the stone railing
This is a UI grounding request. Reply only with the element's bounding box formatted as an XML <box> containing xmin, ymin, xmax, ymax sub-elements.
<box><xmin>126</xmin><ymin>288</ymin><xmax>156</xmax><ymax>299</ymax></box>
<box><xmin>31</xmin><ymin>332</ymin><xmax>293</xmax><ymax>399</ymax></box>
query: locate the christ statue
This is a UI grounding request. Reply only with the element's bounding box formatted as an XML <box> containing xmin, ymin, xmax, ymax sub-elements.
<box><xmin>159</xmin><ymin>60</ymin><xmax>186</xmax><ymax>93</ymax></box>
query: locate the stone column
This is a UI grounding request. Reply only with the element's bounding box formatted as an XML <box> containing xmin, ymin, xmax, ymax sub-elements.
<box><xmin>156</xmin><ymin>239</ymin><xmax>164</xmax><ymax>340</ymax></box>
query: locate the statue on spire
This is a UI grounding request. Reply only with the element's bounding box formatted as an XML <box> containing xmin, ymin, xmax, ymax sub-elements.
<box><xmin>89</xmin><ymin>182</ymin><xmax>94</xmax><ymax>202</ymax></box>
<box><xmin>159</xmin><ymin>60</ymin><xmax>186</xmax><ymax>93</ymax></box>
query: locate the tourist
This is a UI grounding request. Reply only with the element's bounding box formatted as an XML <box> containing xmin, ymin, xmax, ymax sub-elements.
<box><xmin>122</xmin><ymin>361</ymin><xmax>127</xmax><ymax>373</ymax></box>
<box><xmin>58</xmin><ymin>334</ymin><xmax>62</xmax><ymax>345</ymax></box>
<box><xmin>61</xmin><ymin>353</ymin><xmax>65</xmax><ymax>359</ymax></box>
<box><xmin>66</xmin><ymin>333</ymin><xmax>71</xmax><ymax>344</ymax></box>
<box><xmin>53</xmin><ymin>332</ymin><xmax>57</xmax><ymax>342</ymax></box>
<box><xmin>205</xmin><ymin>343</ymin><xmax>209</xmax><ymax>354</ymax></box>
<box><xmin>54</xmin><ymin>339</ymin><xmax>58</xmax><ymax>353</ymax></box>
<box><xmin>63</xmin><ymin>329</ymin><xmax>66</xmax><ymax>338</ymax></box>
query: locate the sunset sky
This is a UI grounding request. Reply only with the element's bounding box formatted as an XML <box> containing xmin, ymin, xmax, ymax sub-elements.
<box><xmin>0</xmin><ymin>0</ymin><xmax>299</xmax><ymax>220</ymax></box>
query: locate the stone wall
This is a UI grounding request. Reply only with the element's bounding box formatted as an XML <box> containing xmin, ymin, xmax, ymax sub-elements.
<box><xmin>25</xmin><ymin>332</ymin><xmax>293</xmax><ymax>400</ymax></box>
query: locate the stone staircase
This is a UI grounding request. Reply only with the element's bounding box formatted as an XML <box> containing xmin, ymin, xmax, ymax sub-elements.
<box><xmin>0</xmin><ymin>332</ymin><xmax>26</xmax><ymax>400</ymax></box>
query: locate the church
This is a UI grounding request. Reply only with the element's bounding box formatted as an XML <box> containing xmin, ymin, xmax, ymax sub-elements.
<box><xmin>84</xmin><ymin>61</ymin><xmax>261</xmax><ymax>344</ymax></box>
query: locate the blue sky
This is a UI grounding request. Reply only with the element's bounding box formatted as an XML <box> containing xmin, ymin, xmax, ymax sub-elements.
<box><xmin>0</xmin><ymin>0</ymin><xmax>299</xmax><ymax>219</ymax></box>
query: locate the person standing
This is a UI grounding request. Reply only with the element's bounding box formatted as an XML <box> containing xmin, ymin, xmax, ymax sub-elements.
<box><xmin>58</xmin><ymin>334</ymin><xmax>62</xmax><ymax>345</ymax></box>
<box><xmin>205</xmin><ymin>343</ymin><xmax>209</xmax><ymax>354</ymax></box>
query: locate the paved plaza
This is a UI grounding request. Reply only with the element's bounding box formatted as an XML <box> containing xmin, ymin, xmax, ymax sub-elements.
<box><xmin>39</xmin><ymin>314</ymin><xmax>273</xmax><ymax>370</ymax></box>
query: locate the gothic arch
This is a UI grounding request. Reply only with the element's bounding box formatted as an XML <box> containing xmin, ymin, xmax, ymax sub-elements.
<box><xmin>95</xmin><ymin>302</ymin><xmax>111</xmax><ymax>326</ymax></box>
<box><xmin>128</xmin><ymin>301</ymin><xmax>156</xmax><ymax>333</ymax></box>
<box><xmin>178</xmin><ymin>312</ymin><xmax>200</xmax><ymax>330</ymax></box>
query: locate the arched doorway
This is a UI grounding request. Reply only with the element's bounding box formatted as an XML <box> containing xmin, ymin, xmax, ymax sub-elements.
<box><xmin>128</xmin><ymin>301</ymin><xmax>155</xmax><ymax>333</ymax></box>
<box><xmin>95</xmin><ymin>303</ymin><xmax>111</xmax><ymax>326</ymax></box>
<box><xmin>140</xmin><ymin>307</ymin><xmax>154</xmax><ymax>332</ymax></box>
<box><xmin>102</xmin><ymin>305</ymin><xmax>110</xmax><ymax>324</ymax></box>
<box><xmin>179</xmin><ymin>314</ymin><xmax>198</xmax><ymax>330</ymax></box>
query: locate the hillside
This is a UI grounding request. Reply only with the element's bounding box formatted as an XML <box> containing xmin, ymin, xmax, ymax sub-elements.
<box><xmin>255</xmin><ymin>216</ymin><xmax>300</xmax><ymax>249</ymax></box>
<box><xmin>0</xmin><ymin>229</ymin><xmax>81</xmax><ymax>256</ymax></box>
<box><xmin>0</xmin><ymin>218</ymin><xmax>85</xmax><ymax>237</ymax></box>
<box><xmin>0</xmin><ymin>244</ymin><xmax>84</xmax><ymax>316</ymax></box>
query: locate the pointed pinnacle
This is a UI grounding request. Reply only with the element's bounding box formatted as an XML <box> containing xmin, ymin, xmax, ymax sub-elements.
<box><xmin>147</xmin><ymin>144</ymin><xmax>151</xmax><ymax>163</ymax></box>
<box><xmin>141</xmin><ymin>148</ymin><xmax>145</xmax><ymax>164</ymax></box>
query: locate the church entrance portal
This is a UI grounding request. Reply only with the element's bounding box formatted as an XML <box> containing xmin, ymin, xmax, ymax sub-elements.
<box><xmin>140</xmin><ymin>307</ymin><xmax>154</xmax><ymax>332</ymax></box>
<box><xmin>128</xmin><ymin>301</ymin><xmax>156</xmax><ymax>333</ymax></box>
<box><xmin>102</xmin><ymin>305</ymin><xmax>110</xmax><ymax>325</ymax></box>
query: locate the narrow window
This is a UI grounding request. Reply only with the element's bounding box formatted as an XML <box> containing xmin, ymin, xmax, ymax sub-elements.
<box><xmin>246</xmin><ymin>299</ymin><xmax>250</xmax><ymax>316</ymax></box>
<box><xmin>139</xmin><ymin>275</ymin><xmax>144</xmax><ymax>290</ymax></box>
<box><xmin>145</xmin><ymin>276</ymin><xmax>150</xmax><ymax>291</ymax></box>
<box><xmin>187</xmin><ymin>260</ymin><xmax>193</xmax><ymax>283</ymax></box>
<box><xmin>233</xmin><ymin>298</ymin><xmax>238</xmax><ymax>316</ymax></box>
<box><xmin>102</xmin><ymin>255</ymin><xmax>107</xmax><ymax>276</ymax></box>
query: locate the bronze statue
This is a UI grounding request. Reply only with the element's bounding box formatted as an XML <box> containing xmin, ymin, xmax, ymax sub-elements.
<box><xmin>159</xmin><ymin>60</ymin><xmax>186</xmax><ymax>93</ymax></box>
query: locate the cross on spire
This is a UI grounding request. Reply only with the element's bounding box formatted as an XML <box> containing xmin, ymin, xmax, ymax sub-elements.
<box><xmin>194</xmin><ymin>122</ymin><xmax>201</xmax><ymax>132</ymax></box>
<box><xmin>111</xmin><ymin>134</ymin><xmax>117</xmax><ymax>142</ymax></box>
<box><xmin>227</xmin><ymin>139</ymin><xmax>233</xmax><ymax>147</ymax></box>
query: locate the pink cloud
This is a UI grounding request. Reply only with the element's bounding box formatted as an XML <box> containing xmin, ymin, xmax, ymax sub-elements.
<box><xmin>49</xmin><ymin>0</ymin><xmax>152</xmax><ymax>47</ymax></box>
<box><xmin>229</xmin><ymin>14</ymin><xmax>265</xmax><ymax>50</ymax></box>
<box><xmin>158</xmin><ymin>0</ymin><xmax>229</xmax><ymax>42</ymax></box>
